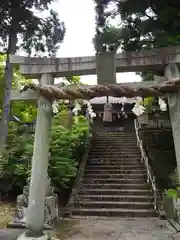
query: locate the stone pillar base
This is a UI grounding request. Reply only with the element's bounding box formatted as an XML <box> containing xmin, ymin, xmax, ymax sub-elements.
<box><xmin>7</xmin><ymin>221</ymin><xmax>52</xmax><ymax>230</ymax></box>
<box><xmin>17</xmin><ymin>232</ymin><xmax>50</xmax><ymax>240</ymax></box>
<box><xmin>9</xmin><ymin>181</ymin><xmax>59</xmax><ymax>229</ymax></box>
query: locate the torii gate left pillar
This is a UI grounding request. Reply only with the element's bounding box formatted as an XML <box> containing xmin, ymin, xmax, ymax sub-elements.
<box><xmin>18</xmin><ymin>73</ymin><xmax>54</xmax><ymax>240</ymax></box>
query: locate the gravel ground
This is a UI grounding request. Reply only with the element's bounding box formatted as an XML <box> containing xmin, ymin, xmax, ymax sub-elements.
<box><xmin>0</xmin><ymin>217</ymin><xmax>178</xmax><ymax>240</ymax></box>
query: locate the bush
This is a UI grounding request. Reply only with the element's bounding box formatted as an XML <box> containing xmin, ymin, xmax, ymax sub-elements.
<box><xmin>0</xmin><ymin>112</ymin><xmax>89</xmax><ymax>199</ymax></box>
<box><xmin>49</xmin><ymin>114</ymin><xmax>89</xmax><ymax>195</ymax></box>
<box><xmin>169</xmin><ymin>168</ymin><xmax>179</xmax><ymax>188</ymax></box>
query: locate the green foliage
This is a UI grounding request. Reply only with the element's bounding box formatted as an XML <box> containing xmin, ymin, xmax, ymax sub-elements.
<box><xmin>65</xmin><ymin>76</ymin><xmax>81</xmax><ymax>85</ymax></box>
<box><xmin>0</xmin><ymin>1</ymin><xmax>66</xmax><ymax>56</ymax></box>
<box><xmin>165</xmin><ymin>169</ymin><xmax>180</xmax><ymax>199</ymax></box>
<box><xmin>169</xmin><ymin>168</ymin><xmax>179</xmax><ymax>187</ymax></box>
<box><xmin>165</xmin><ymin>188</ymin><xmax>178</xmax><ymax>198</ymax></box>
<box><xmin>0</xmin><ymin>0</ymin><xmax>66</xmax><ymax>151</ymax></box>
<box><xmin>136</xmin><ymin>71</ymin><xmax>154</xmax><ymax>82</ymax></box>
<box><xmin>94</xmin><ymin>0</ymin><xmax>180</xmax><ymax>78</ymax></box>
<box><xmin>0</xmin><ymin>122</ymin><xmax>33</xmax><ymax>195</ymax></box>
<box><xmin>0</xmin><ymin>112</ymin><xmax>89</xmax><ymax>197</ymax></box>
<box><xmin>0</xmin><ymin>54</ymin><xmax>37</xmax><ymax>121</ymax></box>
<box><xmin>116</xmin><ymin>0</ymin><xmax>180</xmax><ymax>50</ymax></box>
<box><xmin>141</xmin><ymin>97</ymin><xmax>159</xmax><ymax>113</ymax></box>
<box><xmin>93</xmin><ymin>25</ymin><xmax>122</xmax><ymax>52</ymax></box>
<box><xmin>49</xmin><ymin>115</ymin><xmax>89</xmax><ymax>192</ymax></box>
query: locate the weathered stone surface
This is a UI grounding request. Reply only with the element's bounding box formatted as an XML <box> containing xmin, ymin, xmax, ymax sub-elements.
<box><xmin>0</xmin><ymin>229</ymin><xmax>23</xmax><ymax>240</ymax></box>
<box><xmin>70</xmin><ymin>131</ymin><xmax>156</xmax><ymax>217</ymax></box>
<box><xmin>55</xmin><ymin>218</ymin><xmax>175</xmax><ymax>240</ymax></box>
<box><xmin>0</xmin><ymin>229</ymin><xmax>54</xmax><ymax>240</ymax></box>
<box><xmin>17</xmin><ymin>232</ymin><xmax>50</xmax><ymax>240</ymax></box>
<box><xmin>172</xmin><ymin>232</ymin><xmax>180</xmax><ymax>239</ymax></box>
<box><xmin>10</xmin><ymin>45</ymin><xmax>180</xmax><ymax>77</ymax></box>
<box><xmin>10</xmin><ymin>179</ymin><xmax>58</xmax><ymax>228</ymax></box>
<box><xmin>96</xmin><ymin>52</ymin><xmax>116</xmax><ymax>84</ymax></box>
<box><xmin>173</xmin><ymin>198</ymin><xmax>180</xmax><ymax>222</ymax></box>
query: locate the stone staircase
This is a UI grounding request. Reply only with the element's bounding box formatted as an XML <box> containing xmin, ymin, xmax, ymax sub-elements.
<box><xmin>71</xmin><ymin>130</ymin><xmax>157</xmax><ymax>217</ymax></box>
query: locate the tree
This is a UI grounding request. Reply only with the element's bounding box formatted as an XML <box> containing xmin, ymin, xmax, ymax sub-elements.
<box><xmin>93</xmin><ymin>0</ymin><xmax>180</xmax><ymax>80</ymax></box>
<box><xmin>0</xmin><ymin>0</ymin><xmax>66</xmax><ymax>151</ymax></box>
<box><xmin>98</xmin><ymin>0</ymin><xmax>180</xmax><ymax>51</ymax></box>
<box><xmin>0</xmin><ymin>55</ymin><xmax>37</xmax><ymax>124</ymax></box>
<box><xmin>93</xmin><ymin>25</ymin><xmax>122</xmax><ymax>52</ymax></box>
<box><xmin>116</xmin><ymin>0</ymin><xmax>180</xmax><ymax>50</ymax></box>
<box><xmin>136</xmin><ymin>71</ymin><xmax>154</xmax><ymax>81</ymax></box>
<box><xmin>117</xmin><ymin>0</ymin><xmax>180</xmax><ymax>80</ymax></box>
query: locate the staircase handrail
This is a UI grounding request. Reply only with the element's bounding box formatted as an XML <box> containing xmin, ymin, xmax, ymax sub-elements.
<box><xmin>134</xmin><ymin>118</ymin><xmax>157</xmax><ymax>211</ymax></box>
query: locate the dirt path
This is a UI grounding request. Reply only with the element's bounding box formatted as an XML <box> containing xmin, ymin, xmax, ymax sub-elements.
<box><xmin>0</xmin><ymin>202</ymin><xmax>15</xmax><ymax>228</ymax></box>
<box><xmin>55</xmin><ymin>218</ymin><xmax>176</xmax><ymax>240</ymax></box>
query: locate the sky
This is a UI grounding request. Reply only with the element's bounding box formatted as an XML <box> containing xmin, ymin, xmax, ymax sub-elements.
<box><xmin>39</xmin><ymin>0</ymin><xmax>141</xmax><ymax>84</ymax></box>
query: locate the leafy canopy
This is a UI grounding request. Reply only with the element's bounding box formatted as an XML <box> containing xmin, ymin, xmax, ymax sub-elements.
<box><xmin>93</xmin><ymin>0</ymin><xmax>180</xmax><ymax>80</ymax></box>
<box><xmin>0</xmin><ymin>0</ymin><xmax>66</xmax><ymax>56</ymax></box>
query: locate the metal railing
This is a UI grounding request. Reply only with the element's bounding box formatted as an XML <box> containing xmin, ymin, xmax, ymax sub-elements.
<box><xmin>134</xmin><ymin>118</ymin><xmax>157</xmax><ymax>211</ymax></box>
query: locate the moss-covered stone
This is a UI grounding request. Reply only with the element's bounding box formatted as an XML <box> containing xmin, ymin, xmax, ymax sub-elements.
<box><xmin>139</xmin><ymin>129</ymin><xmax>177</xmax><ymax>190</ymax></box>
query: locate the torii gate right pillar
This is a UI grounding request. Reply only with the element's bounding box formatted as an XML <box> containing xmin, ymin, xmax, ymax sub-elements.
<box><xmin>165</xmin><ymin>63</ymin><xmax>180</xmax><ymax>182</ymax></box>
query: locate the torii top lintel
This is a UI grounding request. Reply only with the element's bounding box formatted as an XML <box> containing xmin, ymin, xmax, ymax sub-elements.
<box><xmin>10</xmin><ymin>45</ymin><xmax>180</xmax><ymax>78</ymax></box>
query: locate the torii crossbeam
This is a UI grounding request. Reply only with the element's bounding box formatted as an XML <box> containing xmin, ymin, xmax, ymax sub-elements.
<box><xmin>10</xmin><ymin>45</ymin><xmax>180</xmax><ymax>78</ymax></box>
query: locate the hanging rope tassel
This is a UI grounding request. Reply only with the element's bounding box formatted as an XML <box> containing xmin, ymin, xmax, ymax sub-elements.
<box><xmin>103</xmin><ymin>96</ymin><xmax>113</xmax><ymax>122</ymax></box>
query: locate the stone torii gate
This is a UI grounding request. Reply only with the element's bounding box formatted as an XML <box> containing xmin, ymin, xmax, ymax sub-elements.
<box><xmin>9</xmin><ymin>46</ymin><xmax>180</xmax><ymax>239</ymax></box>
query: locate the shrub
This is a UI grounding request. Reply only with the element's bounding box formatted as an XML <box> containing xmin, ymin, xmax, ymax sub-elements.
<box><xmin>0</xmin><ymin>112</ymin><xmax>89</xmax><ymax>198</ymax></box>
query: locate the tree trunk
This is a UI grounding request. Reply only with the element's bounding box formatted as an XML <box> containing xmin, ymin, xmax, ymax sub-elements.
<box><xmin>0</xmin><ymin>21</ymin><xmax>17</xmax><ymax>151</ymax></box>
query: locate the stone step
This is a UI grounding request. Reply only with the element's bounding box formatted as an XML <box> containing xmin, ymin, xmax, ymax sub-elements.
<box><xmin>89</xmin><ymin>150</ymin><xmax>140</xmax><ymax>157</ymax></box>
<box><xmin>93</xmin><ymin>141</ymin><xmax>137</xmax><ymax>144</ymax></box>
<box><xmin>86</xmin><ymin>165</ymin><xmax>145</xmax><ymax>170</ymax></box>
<box><xmin>88</xmin><ymin>160</ymin><xmax>142</xmax><ymax>164</ymax></box>
<box><xmin>83</xmin><ymin>178</ymin><xmax>146</xmax><ymax>184</ymax></box>
<box><xmin>78</xmin><ymin>194</ymin><xmax>154</xmax><ymax>202</ymax></box>
<box><xmin>80</xmin><ymin>189</ymin><xmax>152</xmax><ymax>196</ymax></box>
<box><xmin>88</xmin><ymin>158</ymin><xmax>141</xmax><ymax>162</ymax></box>
<box><xmin>94</xmin><ymin>136</ymin><xmax>136</xmax><ymax>139</ymax></box>
<box><xmin>88</xmin><ymin>154</ymin><xmax>140</xmax><ymax>158</ymax></box>
<box><xmin>88</xmin><ymin>159</ymin><xmax>142</xmax><ymax>163</ymax></box>
<box><xmin>90</xmin><ymin>147</ymin><xmax>139</xmax><ymax>150</ymax></box>
<box><xmin>92</xmin><ymin>140</ymin><xmax>137</xmax><ymax>144</ymax></box>
<box><xmin>92</xmin><ymin>146</ymin><xmax>138</xmax><ymax>149</ymax></box>
<box><xmin>95</xmin><ymin>132</ymin><xmax>135</xmax><ymax>135</ymax></box>
<box><xmin>93</xmin><ymin>132</ymin><xmax>136</xmax><ymax>139</ymax></box>
<box><xmin>95</xmin><ymin>137</ymin><xmax>136</xmax><ymax>139</ymax></box>
<box><xmin>91</xmin><ymin>144</ymin><xmax>138</xmax><ymax>147</ymax></box>
<box><xmin>87</xmin><ymin>161</ymin><xmax>143</xmax><ymax>166</ymax></box>
<box><xmin>89</xmin><ymin>151</ymin><xmax>140</xmax><ymax>155</ymax></box>
<box><xmin>88</xmin><ymin>157</ymin><xmax>141</xmax><ymax>161</ymax></box>
<box><xmin>91</xmin><ymin>148</ymin><xmax>139</xmax><ymax>152</ymax></box>
<box><xmin>76</xmin><ymin>201</ymin><xmax>154</xmax><ymax>209</ymax></box>
<box><xmin>72</xmin><ymin>208</ymin><xmax>156</xmax><ymax>217</ymax></box>
<box><xmin>93</xmin><ymin>139</ymin><xmax>137</xmax><ymax>142</ymax></box>
<box><xmin>84</xmin><ymin>173</ymin><xmax>147</xmax><ymax>179</ymax></box>
<box><xmin>81</xmin><ymin>183</ymin><xmax>149</xmax><ymax>190</ymax></box>
<box><xmin>84</xmin><ymin>169</ymin><xmax>146</xmax><ymax>174</ymax></box>
<box><xmin>93</xmin><ymin>142</ymin><xmax>137</xmax><ymax>146</ymax></box>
